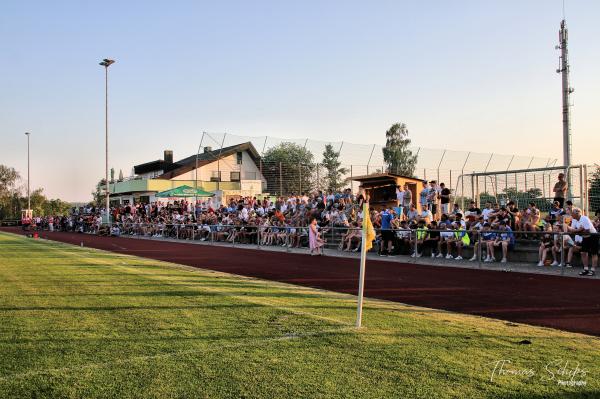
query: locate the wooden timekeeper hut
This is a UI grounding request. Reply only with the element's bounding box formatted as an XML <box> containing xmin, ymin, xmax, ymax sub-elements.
<box><xmin>352</xmin><ymin>173</ymin><xmax>424</xmax><ymax>210</ymax></box>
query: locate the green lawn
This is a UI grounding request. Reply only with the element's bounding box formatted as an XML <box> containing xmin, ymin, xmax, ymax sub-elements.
<box><xmin>0</xmin><ymin>232</ymin><xmax>598</xmax><ymax>398</ymax></box>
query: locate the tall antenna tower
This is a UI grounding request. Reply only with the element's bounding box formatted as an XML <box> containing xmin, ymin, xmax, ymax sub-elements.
<box><xmin>556</xmin><ymin>18</ymin><xmax>574</xmax><ymax>192</ymax></box>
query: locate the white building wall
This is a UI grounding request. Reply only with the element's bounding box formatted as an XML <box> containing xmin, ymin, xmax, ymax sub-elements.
<box><xmin>176</xmin><ymin>151</ymin><xmax>263</xmax><ymax>182</ymax></box>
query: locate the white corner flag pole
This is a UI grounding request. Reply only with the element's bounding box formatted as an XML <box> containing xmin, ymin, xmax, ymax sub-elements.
<box><xmin>356</xmin><ymin>202</ymin><xmax>368</xmax><ymax>328</ymax></box>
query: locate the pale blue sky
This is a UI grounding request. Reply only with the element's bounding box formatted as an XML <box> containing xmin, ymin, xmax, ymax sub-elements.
<box><xmin>1</xmin><ymin>0</ymin><xmax>598</xmax><ymax>201</ymax></box>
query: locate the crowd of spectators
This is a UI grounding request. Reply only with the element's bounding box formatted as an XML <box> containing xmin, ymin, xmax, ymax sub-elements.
<box><xmin>22</xmin><ymin>175</ymin><xmax>600</xmax><ymax>276</ymax></box>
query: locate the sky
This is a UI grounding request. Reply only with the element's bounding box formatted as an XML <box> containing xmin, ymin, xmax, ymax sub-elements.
<box><xmin>1</xmin><ymin>0</ymin><xmax>598</xmax><ymax>202</ymax></box>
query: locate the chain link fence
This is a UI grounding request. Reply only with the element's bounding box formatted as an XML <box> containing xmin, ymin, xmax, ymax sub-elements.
<box><xmin>186</xmin><ymin>132</ymin><xmax>599</xmax><ymax>213</ymax></box>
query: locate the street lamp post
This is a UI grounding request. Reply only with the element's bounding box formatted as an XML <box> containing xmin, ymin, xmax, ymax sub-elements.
<box><xmin>99</xmin><ymin>58</ymin><xmax>115</xmax><ymax>224</ymax></box>
<box><xmin>25</xmin><ymin>132</ymin><xmax>30</xmax><ymax>212</ymax></box>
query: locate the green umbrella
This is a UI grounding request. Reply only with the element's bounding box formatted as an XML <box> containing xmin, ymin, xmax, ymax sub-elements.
<box><xmin>155</xmin><ymin>185</ymin><xmax>214</xmax><ymax>198</ymax></box>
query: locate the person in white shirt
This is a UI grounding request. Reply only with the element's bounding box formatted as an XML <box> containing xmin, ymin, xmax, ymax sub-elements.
<box><xmin>418</xmin><ymin>204</ymin><xmax>433</xmax><ymax>224</ymax></box>
<box><xmin>481</xmin><ymin>202</ymin><xmax>494</xmax><ymax>221</ymax></box>
<box><xmin>568</xmin><ymin>208</ymin><xmax>598</xmax><ymax>276</ymax></box>
<box><xmin>396</xmin><ymin>185</ymin><xmax>405</xmax><ymax>209</ymax></box>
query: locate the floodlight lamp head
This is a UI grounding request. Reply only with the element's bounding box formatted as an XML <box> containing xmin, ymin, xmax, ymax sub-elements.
<box><xmin>99</xmin><ymin>59</ymin><xmax>115</xmax><ymax>67</ymax></box>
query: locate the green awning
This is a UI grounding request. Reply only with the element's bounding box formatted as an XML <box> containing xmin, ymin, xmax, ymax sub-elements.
<box><xmin>155</xmin><ymin>185</ymin><xmax>215</xmax><ymax>198</ymax></box>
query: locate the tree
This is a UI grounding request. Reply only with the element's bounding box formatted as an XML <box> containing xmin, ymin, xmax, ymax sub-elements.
<box><xmin>0</xmin><ymin>164</ymin><xmax>73</xmax><ymax>219</ymax></box>
<box><xmin>262</xmin><ymin>142</ymin><xmax>315</xmax><ymax>195</ymax></box>
<box><xmin>0</xmin><ymin>165</ymin><xmax>22</xmax><ymax>220</ymax></box>
<box><xmin>321</xmin><ymin>144</ymin><xmax>348</xmax><ymax>192</ymax></box>
<box><xmin>589</xmin><ymin>166</ymin><xmax>600</xmax><ymax>212</ymax></box>
<box><xmin>382</xmin><ymin>123</ymin><xmax>418</xmax><ymax>177</ymax></box>
<box><xmin>91</xmin><ymin>179</ymin><xmax>107</xmax><ymax>208</ymax></box>
<box><xmin>42</xmin><ymin>198</ymin><xmax>72</xmax><ymax>216</ymax></box>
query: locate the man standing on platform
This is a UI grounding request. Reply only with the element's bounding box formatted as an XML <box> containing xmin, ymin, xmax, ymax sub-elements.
<box><xmin>553</xmin><ymin>173</ymin><xmax>568</xmax><ymax>208</ymax></box>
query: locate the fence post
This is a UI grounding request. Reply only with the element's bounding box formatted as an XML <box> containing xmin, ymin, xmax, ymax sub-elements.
<box><xmin>299</xmin><ymin>162</ymin><xmax>302</xmax><ymax>194</ymax></box>
<box><xmin>560</xmin><ymin>231</ymin><xmax>565</xmax><ymax>275</ymax></box>
<box><xmin>279</xmin><ymin>162</ymin><xmax>283</xmax><ymax>195</ymax></box>
<box><xmin>412</xmin><ymin>227</ymin><xmax>419</xmax><ymax>263</ymax></box>
<box><xmin>583</xmin><ymin>164</ymin><xmax>589</xmax><ymax>214</ymax></box>
<box><xmin>366</xmin><ymin>144</ymin><xmax>376</xmax><ymax>175</ymax></box>
<box><xmin>579</xmin><ymin>165</ymin><xmax>584</xmax><ymax>211</ymax></box>
<box><xmin>477</xmin><ymin>231</ymin><xmax>482</xmax><ymax>269</ymax></box>
<box><xmin>437</xmin><ymin>150</ymin><xmax>446</xmax><ymax>184</ymax></box>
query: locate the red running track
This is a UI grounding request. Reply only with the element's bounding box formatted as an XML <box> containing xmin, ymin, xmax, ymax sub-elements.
<box><xmin>4</xmin><ymin>227</ymin><xmax>600</xmax><ymax>336</ymax></box>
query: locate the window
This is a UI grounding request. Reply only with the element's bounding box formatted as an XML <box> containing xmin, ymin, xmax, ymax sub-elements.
<box><xmin>210</xmin><ymin>171</ymin><xmax>221</xmax><ymax>182</ymax></box>
<box><xmin>230</xmin><ymin>172</ymin><xmax>241</xmax><ymax>182</ymax></box>
<box><xmin>236</xmin><ymin>152</ymin><xmax>243</xmax><ymax>165</ymax></box>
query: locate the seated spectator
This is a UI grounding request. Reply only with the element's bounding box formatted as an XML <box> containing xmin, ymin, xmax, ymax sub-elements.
<box><xmin>537</xmin><ymin>225</ymin><xmax>554</xmax><ymax>267</ymax></box>
<box><xmin>410</xmin><ymin>220</ymin><xmax>428</xmax><ymax>258</ymax></box>
<box><xmin>492</xmin><ymin>221</ymin><xmax>514</xmax><ymax>263</ymax></box>
<box><xmin>423</xmin><ymin>221</ymin><xmax>440</xmax><ymax>258</ymax></box>
<box><xmin>546</xmin><ymin>201</ymin><xmax>564</xmax><ymax>225</ymax></box>
<box><xmin>451</xmin><ymin>203</ymin><xmax>463</xmax><ymax>217</ymax></box>
<box><xmin>418</xmin><ymin>204</ymin><xmax>433</xmax><ymax>224</ymax></box>
<box><xmin>406</xmin><ymin>204</ymin><xmax>419</xmax><ymax>223</ymax></box>
<box><xmin>445</xmin><ymin>222</ymin><xmax>470</xmax><ymax>260</ymax></box>
<box><xmin>110</xmin><ymin>224</ymin><xmax>121</xmax><ymax>237</ymax></box>
<box><xmin>465</xmin><ymin>201</ymin><xmax>482</xmax><ymax>227</ymax></box>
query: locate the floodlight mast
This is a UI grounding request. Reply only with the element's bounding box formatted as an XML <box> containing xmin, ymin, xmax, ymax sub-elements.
<box><xmin>556</xmin><ymin>20</ymin><xmax>574</xmax><ymax>199</ymax></box>
<box><xmin>99</xmin><ymin>58</ymin><xmax>115</xmax><ymax>223</ymax></box>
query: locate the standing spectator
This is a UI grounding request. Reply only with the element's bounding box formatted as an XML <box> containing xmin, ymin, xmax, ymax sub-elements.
<box><xmin>308</xmin><ymin>217</ymin><xmax>325</xmax><ymax>256</ymax></box>
<box><xmin>379</xmin><ymin>207</ymin><xmax>394</xmax><ymax>257</ymax></box>
<box><xmin>568</xmin><ymin>208</ymin><xmax>598</xmax><ymax>276</ymax></box>
<box><xmin>395</xmin><ymin>185</ymin><xmax>405</xmax><ymax>217</ymax></box>
<box><xmin>553</xmin><ymin>173</ymin><xmax>568</xmax><ymax>207</ymax></box>
<box><xmin>402</xmin><ymin>183</ymin><xmax>412</xmax><ymax>211</ymax></box>
<box><xmin>427</xmin><ymin>181</ymin><xmax>440</xmax><ymax>219</ymax></box>
<box><xmin>439</xmin><ymin>183</ymin><xmax>451</xmax><ymax>215</ymax></box>
<box><xmin>419</xmin><ymin>181</ymin><xmax>429</xmax><ymax>212</ymax></box>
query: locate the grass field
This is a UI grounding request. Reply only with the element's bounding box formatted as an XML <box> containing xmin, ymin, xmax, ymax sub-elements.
<box><xmin>0</xmin><ymin>232</ymin><xmax>598</xmax><ymax>398</ymax></box>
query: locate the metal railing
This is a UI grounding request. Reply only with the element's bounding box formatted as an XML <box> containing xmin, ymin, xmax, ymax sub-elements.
<box><xmin>27</xmin><ymin>221</ymin><xmax>598</xmax><ymax>275</ymax></box>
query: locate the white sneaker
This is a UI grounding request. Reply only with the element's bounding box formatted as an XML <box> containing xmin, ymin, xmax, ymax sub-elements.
<box><xmin>537</xmin><ymin>261</ymin><xmax>544</xmax><ymax>267</ymax></box>
<box><xmin>446</xmin><ymin>254</ymin><xmax>454</xmax><ymax>260</ymax></box>
<box><xmin>501</xmin><ymin>258</ymin><xmax>507</xmax><ymax>263</ymax></box>
<box><xmin>416</xmin><ymin>253</ymin><xmax>422</xmax><ymax>258</ymax></box>
<box><xmin>411</xmin><ymin>253</ymin><xmax>416</xmax><ymax>258</ymax></box>
<box><xmin>436</xmin><ymin>253</ymin><xmax>444</xmax><ymax>258</ymax></box>
<box><xmin>469</xmin><ymin>255</ymin><xmax>477</xmax><ymax>261</ymax></box>
<box><xmin>455</xmin><ymin>256</ymin><xmax>463</xmax><ymax>260</ymax></box>
<box><xmin>491</xmin><ymin>257</ymin><xmax>496</xmax><ymax>262</ymax></box>
<box><xmin>431</xmin><ymin>253</ymin><xmax>436</xmax><ymax>258</ymax></box>
<box><xmin>550</xmin><ymin>261</ymin><xmax>559</xmax><ymax>266</ymax></box>
<box><xmin>484</xmin><ymin>256</ymin><xmax>492</xmax><ymax>263</ymax></box>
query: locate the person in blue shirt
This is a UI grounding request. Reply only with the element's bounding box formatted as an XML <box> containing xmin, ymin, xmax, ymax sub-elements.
<box><xmin>469</xmin><ymin>223</ymin><xmax>496</xmax><ymax>262</ymax></box>
<box><xmin>492</xmin><ymin>221</ymin><xmax>514</xmax><ymax>263</ymax></box>
<box><xmin>419</xmin><ymin>181</ymin><xmax>429</xmax><ymax>212</ymax></box>
<box><xmin>380</xmin><ymin>207</ymin><xmax>394</xmax><ymax>256</ymax></box>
